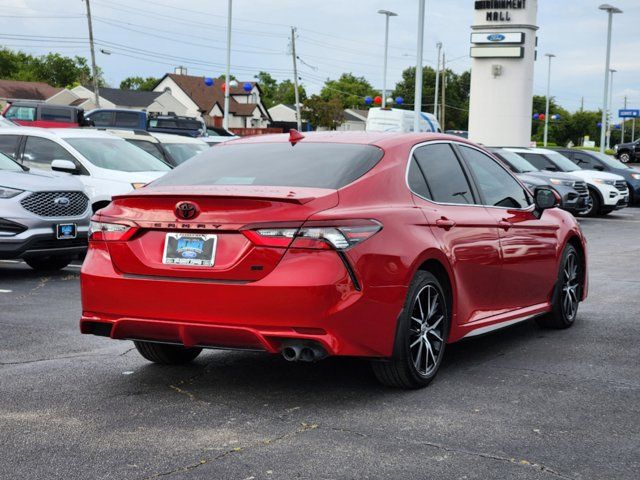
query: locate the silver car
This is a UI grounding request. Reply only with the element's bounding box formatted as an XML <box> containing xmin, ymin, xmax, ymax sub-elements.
<box><xmin>0</xmin><ymin>152</ymin><xmax>90</xmax><ymax>270</ymax></box>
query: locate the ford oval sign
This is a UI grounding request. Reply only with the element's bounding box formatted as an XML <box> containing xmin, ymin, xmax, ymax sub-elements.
<box><xmin>487</xmin><ymin>34</ymin><xmax>505</xmax><ymax>42</ymax></box>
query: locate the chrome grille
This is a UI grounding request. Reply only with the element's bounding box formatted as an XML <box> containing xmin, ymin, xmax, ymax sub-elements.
<box><xmin>573</xmin><ymin>181</ymin><xmax>588</xmax><ymax>195</ymax></box>
<box><xmin>20</xmin><ymin>191</ymin><xmax>88</xmax><ymax>217</ymax></box>
<box><xmin>614</xmin><ymin>180</ymin><xmax>628</xmax><ymax>193</ymax></box>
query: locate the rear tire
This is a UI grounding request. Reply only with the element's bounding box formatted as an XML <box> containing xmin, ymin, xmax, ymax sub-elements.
<box><xmin>371</xmin><ymin>271</ymin><xmax>450</xmax><ymax>389</ymax></box>
<box><xmin>24</xmin><ymin>255</ymin><xmax>73</xmax><ymax>271</ymax></box>
<box><xmin>134</xmin><ymin>341</ymin><xmax>202</xmax><ymax>365</ymax></box>
<box><xmin>536</xmin><ymin>244</ymin><xmax>582</xmax><ymax>329</ymax></box>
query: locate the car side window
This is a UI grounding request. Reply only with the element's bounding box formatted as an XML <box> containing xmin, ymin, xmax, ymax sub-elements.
<box><xmin>40</xmin><ymin>107</ymin><xmax>72</xmax><ymax>122</ymax></box>
<box><xmin>115</xmin><ymin>112</ymin><xmax>142</xmax><ymax>128</ymax></box>
<box><xmin>407</xmin><ymin>157</ymin><xmax>432</xmax><ymax>199</ymax></box>
<box><xmin>127</xmin><ymin>139</ymin><xmax>165</xmax><ymax>161</ymax></box>
<box><xmin>89</xmin><ymin>111</ymin><xmax>114</xmax><ymax>127</ymax></box>
<box><xmin>519</xmin><ymin>152</ymin><xmax>556</xmax><ymax>171</ymax></box>
<box><xmin>572</xmin><ymin>153</ymin><xmax>597</xmax><ymax>169</ymax></box>
<box><xmin>22</xmin><ymin>136</ymin><xmax>76</xmax><ymax>170</ymax></box>
<box><xmin>0</xmin><ymin>135</ymin><xmax>20</xmax><ymax>158</ymax></box>
<box><xmin>5</xmin><ymin>106</ymin><xmax>35</xmax><ymax>121</ymax></box>
<box><xmin>459</xmin><ymin>146</ymin><xmax>531</xmax><ymax>209</ymax></box>
<box><xmin>413</xmin><ymin>143</ymin><xmax>475</xmax><ymax>205</ymax></box>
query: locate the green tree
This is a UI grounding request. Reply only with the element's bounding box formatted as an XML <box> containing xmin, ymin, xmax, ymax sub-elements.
<box><xmin>254</xmin><ymin>71</ymin><xmax>307</xmax><ymax>108</ymax></box>
<box><xmin>275</xmin><ymin>79</ymin><xmax>307</xmax><ymax>105</ymax></box>
<box><xmin>119</xmin><ymin>76</ymin><xmax>159</xmax><ymax>91</ymax></box>
<box><xmin>302</xmin><ymin>95</ymin><xmax>344</xmax><ymax>130</ymax></box>
<box><xmin>320</xmin><ymin>73</ymin><xmax>377</xmax><ymax>109</ymax></box>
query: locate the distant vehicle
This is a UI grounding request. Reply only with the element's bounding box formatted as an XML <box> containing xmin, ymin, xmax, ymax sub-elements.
<box><xmin>2</xmin><ymin>102</ymin><xmax>89</xmax><ymax>129</ymax></box>
<box><xmin>0</xmin><ymin>128</ymin><xmax>170</xmax><ymax>212</ymax></box>
<box><xmin>203</xmin><ymin>127</ymin><xmax>239</xmax><ymax>146</ymax></box>
<box><xmin>84</xmin><ymin>108</ymin><xmax>147</xmax><ymax>131</ymax></box>
<box><xmin>106</xmin><ymin>129</ymin><xmax>209</xmax><ymax>167</ymax></box>
<box><xmin>0</xmin><ymin>116</ymin><xmax>17</xmax><ymax>128</ymax></box>
<box><xmin>505</xmin><ymin>147</ymin><xmax>628</xmax><ymax>217</ymax></box>
<box><xmin>445</xmin><ymin>130</ymin><xmax>469</xmax><ymax>139</ymax></box>
<box><xmin>488</xmin><ymin>147</ymin><xmax>589</xmax><ymax>215</ymax></box>
<box><xmin>0</xmin><ymin>151</ymin><xmax>90</xmax><ymax>271</ymax></box>
<box><xmin>555</xmin><ymin>148</ymin><xmax>640</xmax><ymax>205</ymax></box>
<box><xmin>613</xmin><ymin>139</ymin><xmax>640</xmax><ymax>163</ymax></box>
<box><xmin>85</xmin><ymin>109</ymin><xmax>207</xmax><ymax>138</ymax></box>
<box><xmin>148</xmin><ymin>114</ymin><xmax>206</xmax><ymax>137</ymax></box>
<box><xmin>366</xmin><ymin>108</ymin><xmax>441</xmax><ymax>133</ymax></box>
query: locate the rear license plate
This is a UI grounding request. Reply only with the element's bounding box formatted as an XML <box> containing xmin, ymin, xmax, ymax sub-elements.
<box><xmin>56</xmin><ymin>223</ymin><xmax>77</xmax><ymax>240</ymax></box>
<box><xmin>162</xmin><ymin>233</ymin><xmax>217</xmax><ymax>267</ymax></box>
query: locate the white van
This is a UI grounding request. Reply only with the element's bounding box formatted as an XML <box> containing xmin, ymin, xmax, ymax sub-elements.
<box><xmin>365</xmin><ymin>108</ymin><xmax>441</xmax><ymax>133</ymax></box>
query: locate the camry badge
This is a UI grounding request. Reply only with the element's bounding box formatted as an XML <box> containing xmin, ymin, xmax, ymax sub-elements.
<box><xmin>175</xmin><ymin>201</ymin><xmax>199</xmax><ymax>220</ymax></box>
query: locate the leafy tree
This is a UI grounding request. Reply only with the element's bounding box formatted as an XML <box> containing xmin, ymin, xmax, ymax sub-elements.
<box><xmin>275</xmin><ymin>79</ymin><xmax>307</xmax><ymax>105</ymax></box>
<box><xmin>302</xmin><ymin>95</ymin><xmax>344</xmax><ymax>130</ymax></box>
<box><xmin>254</xmin><ymin>72</ymin><xmax>307</xmax><ymax>108</ymax></box>
<box><xmin>119</xmin><ymin>76</ymin><xmax>159</xmax><ymax>91</ymax></box>
<box><xmin>254</xmin><ymin>71</ymin><xmax>278</xmax><ymax>108</ymax></box>
<box><xmin>320</xmin><ymin>73</ymin><xmax>377</xmax><ymax>109</ymax></box>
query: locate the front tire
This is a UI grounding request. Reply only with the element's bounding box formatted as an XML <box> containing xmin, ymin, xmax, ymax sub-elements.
<box><xmin>372</xmin><ymin>271</ymin><xmax>450</xmax><ymax>389</ymax></box>
<box><xmin>24</xmin><ymin>255</ymin><xmax>73</xmax><ymax>271</ymax></box>
<box><xmin>618</xmin><ymin>151</ymin><xmax>631</xmax><ymax>163</ymax></box>
<box><xmin>583</xmin><ymin>189</ymin><xmax>601</xmax><ymax>217</ymax></box>
<box><xmin>134</xmin><ymin>341</ymin><xmax>202</xmax><ymax>365</ymax></box>
<box><xmin>536</xmin><ymin>244</ymin><xmax>582</xmax><ymax>329</ymax></box>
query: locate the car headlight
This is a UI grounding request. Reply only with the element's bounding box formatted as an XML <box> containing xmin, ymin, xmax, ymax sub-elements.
<box><xmin>614</xmin><ymin>144</ymin><xmax>619</xmax><ymax>151</ymax></box>
<box><xmin>631</xmin><ymin>173</ymin><xmax>640</xmax><ymax>180</ymax></box>
<box><xmin>592</xmin><ymin>178</ymin><xmax>615</xmax><ymax>185</ymax></box>
<box><xmin>549</xmin><ymin>178</ymin><xmax>574</xmax><ymax>187</ymax></box>
<box><xmin>0</xmin><ymin>186</ymin><xmax>23</xmax><ymax>199</ymax></box>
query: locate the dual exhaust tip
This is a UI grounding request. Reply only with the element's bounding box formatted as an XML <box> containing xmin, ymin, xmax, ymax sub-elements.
<box><xmin>281</xmin><ymin>342</ymin><xmax>327</xmax><ymax>362</ymax></box>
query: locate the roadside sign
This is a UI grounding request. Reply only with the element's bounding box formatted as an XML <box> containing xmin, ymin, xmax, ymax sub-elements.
<box><xmin>619</xmin><ymin>109</ymin><xmax>640</xmax><ymax>118</ymax></box>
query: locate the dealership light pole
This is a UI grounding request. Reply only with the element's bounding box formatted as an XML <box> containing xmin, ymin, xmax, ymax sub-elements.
<box><xmin>607</xmin><ymin>68</ymin><xmax>617</xmax><ymax>149</ymax></box>
<box><xmin>83</xmin><ymin>0</ymin><xmax>100</xmax><ymax>107</ymax></box>
<box><xmin>543</xmin><ymin>53</ymin><xmax>555</xmax><ymax>147</ymax></box>
<box><xmin>598</xmin><ymin>4</ymin><xmax>622</xmax><ymax>153</ymax></box>
<box><xmin>378</xmin><ymin>9</ymin><xmax>397</xmax><ymax>109</ymax></box>
<box><xmin>223</xmin><ymin>0</ymin><xmax>233</xmax><ymax>130</ymax></box>
<box><xmin>413</xmin><ymin>0</ymin><xmax>425</xmax><ymax>132</ymax></box>
<box><xmin>434</xmin><ymin>42</ymin><xmax>442</xmax><ymax>120</ymax></box>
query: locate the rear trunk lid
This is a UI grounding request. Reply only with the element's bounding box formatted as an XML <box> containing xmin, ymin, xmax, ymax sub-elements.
<box><xmin>101</xmin><ymin>186</ymin><xmax>338</xmax><ymax>281</ymax></box>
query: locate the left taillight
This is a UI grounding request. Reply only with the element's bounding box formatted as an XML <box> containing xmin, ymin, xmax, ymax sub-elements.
<box><xmin>89</xmin><ymin>220</ymin><xmax>136</xmax><ymax>242</ymax></box>
<box><xmin>242</xmin><ymin>220</ymin><xmax>382</xmax><ymax>251</ymax></box>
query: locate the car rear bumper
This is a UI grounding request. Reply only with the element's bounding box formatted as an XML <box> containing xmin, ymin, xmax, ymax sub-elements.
<box><xmin>80</xmin><ymin>243</ymin><xmax>406</xmax><ymax>358</ymax></box>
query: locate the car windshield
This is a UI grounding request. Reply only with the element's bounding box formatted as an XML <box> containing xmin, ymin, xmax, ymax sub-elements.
<box><xmin>0</xmin><ymin>152</ymin><xmax>23</xmax><ymax>171</ymax></box>
<box><xmin>162</xmin><ymin>143</ymin><xmax>209</xmax><ymax>165</ymax></box>
<box><xmin>65</xmin><ymin>137</ymin><xmax>171</xmax><ymax>172</ymax></box>
<box><xmin>492</xmin><ymin>149</ymin><xmax>538</xmax><ymax>173</ymax></box>
<box><xmin>153</xmin><ymin>143</ymin><xmax>384</xmax><ymax>189</ymax></box>
<box><xmin>521</xmin><ymin>152</ymin><xmax>580</xmax><ymax>172</ymax></box>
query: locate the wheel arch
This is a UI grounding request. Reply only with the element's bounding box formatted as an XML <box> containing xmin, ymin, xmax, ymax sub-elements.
<box><xmin>563</xmin><ymin>234</ymin><xmax>587</xmax><ymax>298</ymax></box>
<box><xmin>587</xmin><ymin>185</ymin><xmax>604</xmax><ymax>205</ymax></box>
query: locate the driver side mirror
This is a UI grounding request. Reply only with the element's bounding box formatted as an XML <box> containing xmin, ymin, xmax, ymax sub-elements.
<box><xmin>51</xmin><ymin>159</ymin><xmax>79</xmax><ymax>174</ymax></box>
<box><xmin>534</xmin><ymin>187</ymin><xmax>560</xmax><ymax>212</ymax></box>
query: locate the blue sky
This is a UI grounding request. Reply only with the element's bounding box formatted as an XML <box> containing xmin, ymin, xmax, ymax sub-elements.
<box><xmin>1</xmin><ymin>0</ymin><xmax>639</xmax><ymax>117</ymax></box>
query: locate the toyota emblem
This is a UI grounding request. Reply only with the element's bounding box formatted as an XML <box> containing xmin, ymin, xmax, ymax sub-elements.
<box><xmin>175</xmin><ymin>201</ymin><xmax>199</xmax><ymax>220</ymax></box>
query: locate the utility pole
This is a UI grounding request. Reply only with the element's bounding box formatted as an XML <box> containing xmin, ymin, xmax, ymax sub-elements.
<box><xmin>413</xmin><ymin>0</ymin><xmax>425</xmax><ymax>132</ymax></box>
<box><xmin>440</xmin><ymin>52</ymin><xmax>446</xmax><ymax>129</ymax></box>
<box><xmin>607</xmin><ymin>68</ymin><xmax>616</xmax><ymax>150</ymax></box>
<box><xmin>378</xmin><ymin>10</ymin><xmax>398</xmax><ymax>109</ymax></box>
<box><xmin>632</xmin><ymin>117</ymin><xmax>636</xmax><ymax>143</ymax></box>
<box><xmin>543</xmin><ymin>53</ymin><xmax>555</xmax><ymax>147</ymax></box>
<box><xmin>622</xmin><ymin>96</ymin><xmax>627</xmax><ymax>143</ymax></box>
<box><xmin>83</xmin><ymin>0</ymin><xmax>100</xmax><ymax>107</ymax></box>
<box><xmin>580</xmin><ymin>96</ymin><xmax>584</xmax><ymax>111</ymax></box>
<box><xmin>290</xmin><ymin>27</ymin><xmax>302</xmax><ymax>131</ymax></box>
<box><xmin>223</xmin><ymin>0</ymin><xmax>232</xmax><ymax>131</ymax></box>
<box><xmin>598</xmin><ymin>4</ymin><xmax>622</xmax><ymax>153</ymax></box>
<box><xmin>434</xmin><ymin>42</ymin><xmax>442</xmax><ymax>120</ymax></box>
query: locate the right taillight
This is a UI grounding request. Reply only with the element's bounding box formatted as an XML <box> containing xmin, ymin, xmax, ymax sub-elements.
<box><xmin>242</xmin><ymin>220</ymin><xmax>381</xmax><ymax>251</ymax></box>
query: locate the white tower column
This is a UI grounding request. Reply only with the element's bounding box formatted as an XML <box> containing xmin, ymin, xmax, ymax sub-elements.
<box><xmin>468</xmin><ymin>0</ymin><xmax>539</xmax><ymax>147</ymax></box>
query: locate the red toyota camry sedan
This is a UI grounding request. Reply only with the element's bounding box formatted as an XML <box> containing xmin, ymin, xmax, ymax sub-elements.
<box><xmin>81</xmin><ymin>132</ymin><xmax>588</xmax><ymax>389</ymax></box>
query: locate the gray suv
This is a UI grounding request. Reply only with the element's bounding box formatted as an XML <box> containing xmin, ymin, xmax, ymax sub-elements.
<box><xmin>0</xmin><ymin>152</ymin><xmax>90</xmax><ymax>270</ymax></box>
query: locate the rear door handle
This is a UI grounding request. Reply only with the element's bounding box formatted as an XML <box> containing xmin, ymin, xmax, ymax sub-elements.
<box><xmin>498</xmin><ymin>219</ymin><xmax>512</xmax><ymax>231</ymax></box>
<box><xmin>435</xmin><ymin>217</ymin><xmax>456</xmax><ymax>230</ymax></box>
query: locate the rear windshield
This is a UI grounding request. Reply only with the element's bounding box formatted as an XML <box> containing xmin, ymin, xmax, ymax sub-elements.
<box><xmin>149</xmin><ymin>118</ymin><xmax>202</xmax><ymax>130</ymax></box>
<box><xmin>153</xmin><ymin>143</ymin><xmax>384</xmax><ymax>189</ymax></box>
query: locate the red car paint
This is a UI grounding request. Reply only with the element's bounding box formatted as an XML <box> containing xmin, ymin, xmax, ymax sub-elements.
<box><xmin>80</xmin><ymin>132</ymin><xmax>588</xmax><ymax>358</ymax></box>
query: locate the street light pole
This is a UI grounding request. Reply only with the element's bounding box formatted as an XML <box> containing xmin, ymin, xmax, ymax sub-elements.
<box><xmin>223</xmin><ymin>0</ymin><xmax>233</xmax><ymax>131</ymax></box>
<box><xmin>607</xmin><ymin>68</ymin><xmax>617</xmax><ymax>149</ymax></box>
<box><xmin>378</xmin><ymin>9</ymin><xmax>397</xmax><ymax>109</ymax></box>
<box><xmin>598</xmin><ymin>4</ymin><xmax>622</xmax><ymax>153</ymax></box>
<box><xmin>543</xmin><ymin>53</ymin><xmax>555</xmax><ymax>147</ymax></box>
<box><xmin>414</xmin><ymin>0</ymin><xmax>425</xmax><ymax>132</ymax></box>
<box><xmin>83</xmin><ymin>0</ymin><xmax>100</xmax><ymax>108</ymax></box>
<box><xmin>434</xmin><ymin>42</ymin><xmax>442</xmax><ymax>120</ymax></box>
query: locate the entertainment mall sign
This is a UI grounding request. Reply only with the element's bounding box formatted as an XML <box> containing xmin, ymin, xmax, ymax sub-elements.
<box><xmin>468</xmin><ymin>0</ymin><xmax>538</xmax><ymax>147</ymax></box>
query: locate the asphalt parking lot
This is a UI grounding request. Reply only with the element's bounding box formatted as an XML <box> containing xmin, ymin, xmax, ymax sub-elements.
<box><xmin>1</xmin><ymin>208</ymin><xmax>639</xmax><ymax>480</ymax></box>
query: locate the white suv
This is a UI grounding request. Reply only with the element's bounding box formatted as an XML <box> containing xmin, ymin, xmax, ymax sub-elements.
<box><xmin>0</xmin><ymin>128</ymin><xmax>171</xmax><ymax>212</ymax></box>
<box><xmin>506</xmin><ymin>147</ymin><xmax>629</xmax><ymax>216</ymax></box>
